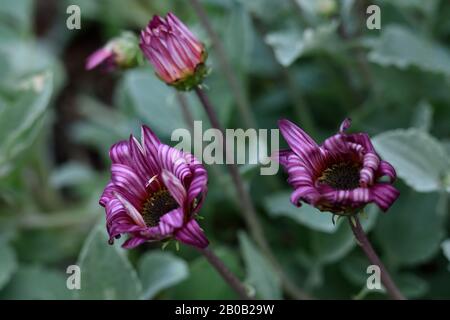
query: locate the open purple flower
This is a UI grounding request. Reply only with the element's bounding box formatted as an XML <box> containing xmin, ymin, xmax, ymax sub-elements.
<box><xmin>277</xmin><ymin>118</ymin><xmax>399</xmax><ymax>215</ymax></box>
<box><xmin>99</xmin><ymin>125</ymin><xmax>209</xmax><ymax>249</ymax></box>
<box><xmin>140</xmin><ymin>13</ymin><xmax>208</xmax><ymax>91</ymax></box>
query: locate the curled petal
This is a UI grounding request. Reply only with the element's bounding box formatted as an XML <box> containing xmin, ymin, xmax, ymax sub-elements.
<box><xmin>290</xmin><ymin>186</ymin><xmax>321</xmax><ymax>207</ymax></box>
<box><xmin>371</xmin><ymin>184</ymin><xmax>400</xmax><ymax>212</ymax></box>
<box><xmin>183</xmin><ymin>153</ymin><xmax>208</xmax><ymax>206</ymax></box>
<box><xmin>378</xmin><ymin>160</ymin><xmax>397</xmax><ymax>183</ymax></box>
<box><xmin>359</xmin><ymin>152</ymin><xmax>380</xmax><ymax>187</ymax></box>
<box><xmin>122</xmin><ymin>237</ymin><xmax>148</xmax><ymax>249</ymax></box>
<box><xmin>323</xmin><ymin>133</ymin><xmax>350</xmax><ymax>159</ymax></box>
<box><xmin>174</xmin><ymin>219</ymin><xmax>209</xmax><ymax>249</ymax></box>
<box><xmin>346</xmin><ymin>133</ymin><xmax>376</xmax><ymax>153</ymax></box>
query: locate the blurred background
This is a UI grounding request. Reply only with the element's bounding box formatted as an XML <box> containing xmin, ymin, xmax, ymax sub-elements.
<box><xmin>0</xmin><ymin>0</ymin><xmax>449</xmax><ymax>299</ymax></box>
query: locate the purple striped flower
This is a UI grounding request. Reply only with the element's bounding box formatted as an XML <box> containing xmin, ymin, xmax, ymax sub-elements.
<box><xmin>278</xmin><ymin>118</ymin><xmax>400</xmax><ymax>215</ymax></box>
<box><xmin>99</xmin><ymin>125</ymin><xmax>209</xmax><ymax>249</ymax></box>
<box><xmin>140</xmin><ymin>13</ymin><xmax>208</xmax><ymax>91</ymax></box>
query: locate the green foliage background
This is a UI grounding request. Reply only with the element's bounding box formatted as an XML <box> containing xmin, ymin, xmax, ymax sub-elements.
<box><xmin>0</xmin><ymin>0</ymin><xmax>449</xmax><ymax>299</ymax></box>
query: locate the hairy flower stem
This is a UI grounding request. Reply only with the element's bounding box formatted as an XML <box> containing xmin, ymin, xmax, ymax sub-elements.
<box><xmin>348</xmin><ymin>216</ymin><xmax>406</xmax><ymax>300</ymax></box>
<box><xmin>194</xmin><ymin>87</ymin><xmax>310</xmax><ymax>300</ymax></box>
<box><xmin>198</xmin><ymin>246</ymin><xmax>252</xmax><ymax>300</ymax></box>
<box><xmin>189</xmin><ymin>0</ymin><xmax>256</xmax><ymax>129</ymax></box>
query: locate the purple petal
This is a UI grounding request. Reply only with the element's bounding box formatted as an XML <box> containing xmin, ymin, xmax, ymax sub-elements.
<box><xmin>85</xmin><ymin>48</ymin><xmax>114</xmax><ymax>70</ymax></box>
<box><xmin>129</xmin><ymin>135</ymin><xmax>155</xmax><ymax>181</ymax></box>
<box><xmin>122</xmin><ymin>236</ymin><xmax>148</xmax><ymax>249</ymax></box>
<box><xmin>346</xmin><ymin>133</ymin><xmax>376</xmax><ymax>153</ymax></box>
<box><xmin>141</xmin><ymin>125</ymin><xmax>161</xmax><ymax>175</ymax></box>
<box><xmin>285</xmin><ymin>159</ymin><xmax>316</xmax><ymax>189</ymax></box>
<box><xmin>159</xmin><ymin>207</ymin><xmax>185</xmax><ymax>234</ymax></box>
<box><xmin>359</xmin><ymin>152</ymin><xmax>380</xmax><ymax>187</ymax></box>
<box><xmin>290</xmin><ymin>186</ymin><xmax>321</xmax><ymax>207</ymax></box>
<box><xmin>371</xmin><ymin>184</ymin><xmax>400</xmax><ymax>212</ymax></box>
<box><xmin>322</xmin><ymin>133</ymin><xmax>350</xmax><ymax>159</ymax></box>
<box><xmin>278</xmin><ymin>119</ymin><xmax>318</xmax><ymax>150</ymax></box>
<box><xmin>321</xmin><ymin>188</ymin><xmax>371</xmax><ymax>206</ymax></box>
<box><xmin>274</xmin><ymin>149</ymin><xmax>293</xmax><ymax>167</ymax></box>
<box><xmin>174</xmin><ymin>219</ymin><xmax>209</xmax><ymax>249</ymax></box>
<box><xmin>377</xmin><ymin>160</ymin><xmax>397</xmax><ymax>183</ymax></box>
<box><xmin>111</xmin><ymin>164</ymin><xmax>147</xmax><ymax>200</ymax></box>
<box><xmin>183</xmin><ymin>153</ymin><xmax>208</xmax><ymax>207</ymax></box>
<box><xmin>100</xmin><ymin>181</ymin><xmax>115</xmax><ymax>207</ymax></box>
<box><xmin>278</xmin><ymin>119</ymin><xmax>326</xmax><ymax>172</ymax></box>
<box><xmin>114</xmin><ymin>192</ymin><xmax>146</xmax><ymax>227</ymax></box>
<box><xmin>109</xmin><ymin>140</ymin><xmax>132</xmax><ymax>165</ymax></box>
<box><xmin>339</xmin><ymin>118</ymin><xmax>352</xmax><ymax>133</ymax></box>
<box><xmin>161</xmin><ymin>169</ymin><xmax>187</xmax><ymax>208</ymax></box>
<box><xmin>158</xmin><ymin>144</ymin><xmax>192</xmax><ymax>183</ymax></box>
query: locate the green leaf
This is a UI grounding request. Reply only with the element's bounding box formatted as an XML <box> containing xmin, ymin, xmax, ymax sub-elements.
<box><xmin>224</xmin><ymin>2</ymin><xmax>254</xmax><ymax>71</ymax></box>
<box><xmin>339</xmin><ymin>250</ymin><xmax>369</xmax><ymax>286</ymax></box>
<box><xmin>76</xmin><ymin>225</ymin><xmax>142</xmax><ymax>300</ymax></box>
<box><xmin>138</xmin><ymin>251</ymin><xmax>189</xmax><ymax>299</ymax></box>
<box><xmin>263</xmin><ymin>191</ymin><xmax>338</xmax><ymax>233</ymax></box>
<box><xmin>50</xmin><ymin>161</ymin><xmax>94</xmax><ymax>189</ymax></box>
<box><xmin>0</xmin><ymin>71</ymin><xmax>53</xmax><ymax>176</ymax></box>
<box><xmin>238</xmin><ymin>232</ymin><xmax>281</xmax><ymax>299</ymax></box>
<box><xmin>379</xmin><ymin>0</ymin><xmax>439</xmax><ymax>16</ymax></box>
<box><xmin>395</xmin><ymin>273</ymin><xmax>429</xmax><ymax>299</ymax></box>
<box><xmin>368</xmin><ymin>25</ymin><xmax>450</xmax><ymax>76</ymax></box>
<box><xmin>121</xmin><ymin>68</ymin><xmax>187</xmax><ymax>138</ymax></box>
<box><xmin>0</xmin><ymin>265</ymin><xmax>70</xmax><ymax>300</ymax></box>
<box><xmin>265</xmin><ymin>22</ymin><xmax>339</xmax><ymax>67</ymax></box>
<box><xmin>169</xmin><ymin>247</ymin><xmax>243</xmax><ymax>299</ymax></box>
<box><xmin>0</xmin><ymin>241</ymin><xmax>17</xmax><ymax>290</ymax></box>
<box><xmin>411</xmin><ymin>101</ymin><xmax>433</xmax><ymax>131</ymax></box>
<box><xmin>0</xmin><ymin>0</ymin><xmax>33</xmax><ymax>35</ymax></box>
<box><xmin>441</xmin><ymin>239</ymin><xmax>450</xmax><ymax>263</ymax></box>
<box><xmin>373</xmin><ymin>129</ymin><xmax>449</xmax><ymax>192</ymax></box>
<box><xmin>374</xmin><ymin>191</ymin><xmax>444</xmax><ymax>266</ymax></box>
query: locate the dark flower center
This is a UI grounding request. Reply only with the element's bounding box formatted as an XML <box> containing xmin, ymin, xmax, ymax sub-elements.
<box><xmin>318</xmin><ymin>162</ymin><xmax>361</xmax><ymax>190</ymax></box>
<box><xmin>142</xmin><ymin>189</ymin><xmax>179</xmax><ymax>227</ymax></box>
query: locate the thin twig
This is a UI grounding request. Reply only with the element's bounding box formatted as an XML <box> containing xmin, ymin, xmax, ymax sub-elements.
<box><xmin>194</xmin><ymin>87</ymin><xmax>310</xmax><ymax>300</ymax></box>
<box><xmin>348</xmin><ymin>216</ymin><xmax>406</xmax><ymax>300</ymax></box>
<box><xmin>198</xmin><ymin>246</ymin><xmax>253</xmax><ymax>300</ymax></box>
<box><xmin>189</xmin><ymin>0</ymin><xmax>257</xmax><ymax>129</ymax></box>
